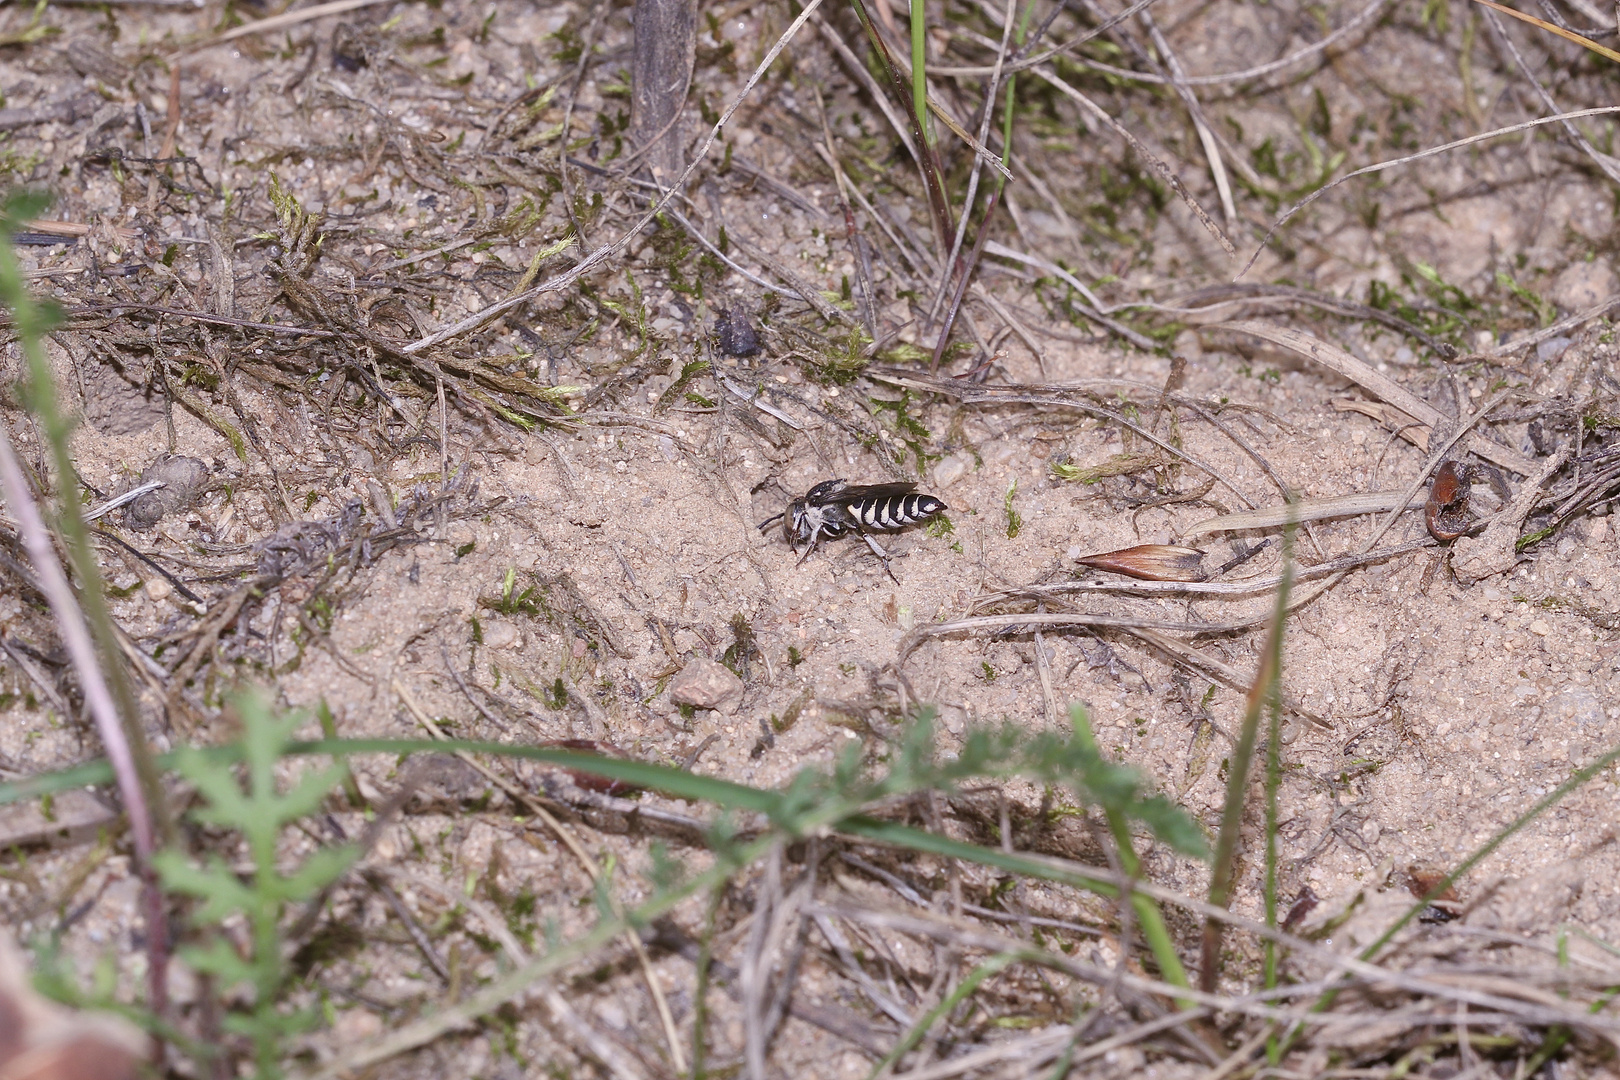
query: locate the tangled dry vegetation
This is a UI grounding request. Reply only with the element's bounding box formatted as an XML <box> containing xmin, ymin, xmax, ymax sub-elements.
<box><xmin>1</xmin><ymin>0</ymin><xmax>1620</xmax><ymax>1075</ymax></box>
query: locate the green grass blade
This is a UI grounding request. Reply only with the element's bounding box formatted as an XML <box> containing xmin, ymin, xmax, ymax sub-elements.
<box><xmin>845</xmin><ymin>0</ymin><xmax>952</xmax><ymax>247</ymax></box>
<box><xmin>1201</xmin><ymin>518</ymin><xmax>1294</xmax><ymax>993</ymax></box>
<box><xmin>1263</xmin><ymin>635</ymin><xmax>1284</xmax><ymax>1061</ymax></box>
<box><xmin>1271</xmin><ymin>735</ymin><xmax>1620</xmax><ymax>1059</ymax></box>
<box><xmin>1067</xmin><ymin>706</ymin><xmax>1194</xmax><ymax>1004</ymax></box>
<box><xmin>867</xmin><ymin>953</ymin><xmax>1015</xmax><ymax>1079</ymax></box>
<box><xmin>909</xmin><ymin>0</ymin><xmax>932</xmax><ymax>150</ymax></box>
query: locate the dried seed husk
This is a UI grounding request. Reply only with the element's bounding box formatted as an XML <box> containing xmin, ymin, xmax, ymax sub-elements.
<box><xmin>1076</xmin><ymin>544</ymin><xmax>1205</xmax><ymax>582</ymax></box>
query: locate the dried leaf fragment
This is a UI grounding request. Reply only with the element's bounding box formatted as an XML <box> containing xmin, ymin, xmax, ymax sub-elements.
<box><xmin>1406</xmin><ymin>861</ymin><xmax>1462</xmax><ymax>922</ymax></box>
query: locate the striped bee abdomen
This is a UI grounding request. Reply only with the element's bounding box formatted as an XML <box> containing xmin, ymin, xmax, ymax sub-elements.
<box><xmin>848</xmin><ymin>493</ymin><xmax>947</xmax><ymax>532</ymax></box>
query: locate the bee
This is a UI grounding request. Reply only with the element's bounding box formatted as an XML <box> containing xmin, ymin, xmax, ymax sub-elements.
<box><xmin>758</xmin><ymin>479</ymin><xmax>948</xmax><ymax>577</ymax></box>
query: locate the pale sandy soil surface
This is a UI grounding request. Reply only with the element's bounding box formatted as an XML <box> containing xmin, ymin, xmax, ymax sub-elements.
<box><xmin>0</xmin><ymin>0</ymin><xmax>1619</xmax><ymax>1075</ymax></box>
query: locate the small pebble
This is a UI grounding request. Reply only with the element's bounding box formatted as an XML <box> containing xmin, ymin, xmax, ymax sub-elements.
<box><xmin>1537</xmin><ymin>337</ymin><xmax>1573</xmax><ymax>363</ymax></box>
<box><xmin>670</xmin><ymin>658</ymin><xmax>745</xmax><ymax>715</ymax></box>
<box><xmin>1529</xmin><ymin>619</ymin><xmax>1551</xmax><ymax>636</ymax></box>
<box><xmin>714</xmin><ymin>304</ymin><xmax>762</xmax><ymax>357</ymax></box>
<box><xmin>481</xmin><ymin>621</ymin><xmax>520</xmax><ymax>650</ymax></box>
<box><xmin>933</xmin><ymin>455</ymin><xmax>968</xmax><ymax>488</ymax></box>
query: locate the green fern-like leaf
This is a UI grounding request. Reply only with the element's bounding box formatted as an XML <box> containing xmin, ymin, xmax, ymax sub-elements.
<box><xmin>155</xmin><ymin>692</ymin><xmax>356</xmax><ymax>1079</ymax></box>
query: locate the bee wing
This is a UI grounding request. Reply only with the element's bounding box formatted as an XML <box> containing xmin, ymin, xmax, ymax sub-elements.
<box><xmin>830</xmin><ymin>482</ymin><xmax>917</xmax><ymax>502</ymax></box>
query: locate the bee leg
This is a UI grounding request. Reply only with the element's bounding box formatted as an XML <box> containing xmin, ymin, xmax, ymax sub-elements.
<box><xmin>860</xmin><ymin>533</ymin><xmax>899</xmax><ymax>584</ymax></box>
<box><xmin>795</xmin><ymin>526</ymin><xmax>826</xmax><ymax>566</ymax></box>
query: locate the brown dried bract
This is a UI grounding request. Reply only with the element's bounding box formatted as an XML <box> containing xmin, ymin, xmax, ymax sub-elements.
<box><xmin>1407</xmin><ymin>861</ymin><xmax>1461</xmax><ymax>922</ymax></box>
<box><xmin>1076</xmin><ymin>544</ymin><xmax>1205</xmax><ymax>582</ymax></box>
<box><xmin>1281</xmin><ymin>885</ymin><xmax>1320</xmax><ymax>932</ymax></box>
<box><xmin>538</xmin><ymin>739</ymin><xmax>640</xmax><ymax>797</ymax></box>
<box><xmin>1425</xmin><ymin>460</ymin><xmax>1473</xmax><ymax>541</ymax></box>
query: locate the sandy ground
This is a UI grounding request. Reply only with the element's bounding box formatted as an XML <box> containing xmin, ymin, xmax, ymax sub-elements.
<box><xmin>0</xmin><ymin>0</ymin><xmax>1618</xmax><ymax>1073</ymax></box>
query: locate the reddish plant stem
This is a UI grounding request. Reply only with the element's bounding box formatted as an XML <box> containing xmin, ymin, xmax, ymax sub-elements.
<box><xmin>0</xmin><ymin>426</ymin><xmax>170</xmax><ymax>1018</ymax></box>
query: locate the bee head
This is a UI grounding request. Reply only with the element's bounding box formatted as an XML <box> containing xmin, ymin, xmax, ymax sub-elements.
<box><xmin>786</xmin><ymin>498</ymin><xmax>813</xmax><ymax>546</ymax></box>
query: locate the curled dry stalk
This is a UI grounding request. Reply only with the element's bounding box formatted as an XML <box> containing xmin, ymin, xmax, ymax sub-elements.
<box><xmin>0</xmin><ymin>194</ymin><xmax>171</xmax><ymax>1017</ymax></box>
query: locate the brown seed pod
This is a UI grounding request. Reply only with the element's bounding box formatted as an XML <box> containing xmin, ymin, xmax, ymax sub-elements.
<box><xmin>1075</xmin><ymin>544</ymin><xmax>1205</xmax><ymax>582</ymax></box>
<box><xmin>1425</xmin><ymin>460</ymin><xmax>1473</xmax><ymax>541</ymax></box>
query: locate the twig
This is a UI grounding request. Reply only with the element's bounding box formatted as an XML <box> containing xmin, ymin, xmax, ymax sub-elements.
<box><xmin>61</xmin><ymin>302</ymin><xmax>338</xmax><ymax>338</ymax></box>
<box><xmin>984</xmin><ymin>242</ymin><xmax>1161</xmax><ymax>346</ymax></box>
<box><xmin>1006</xmin><ymin>539</ymin><xmax>1435</xmax><ymax>597</ymax></box>
<box><xmin>811</xmin><ymin>86</ymin><xmax>880</xmax><ymax>338</ymax></box>
<box><xmin>1032</xmin><ymin>628</ymin><xmax>1060</xmax><ymax>727</ymax></box>
<box><xmin>363</xmin><ymin>870</ymin><xmax>450</xmax><ymax>983</ymax></box>
<box><xmin>1214</xmin><ymin>322</ymin><xmax>1537</xmax><ymax>476</ymax></box>
<box><xmin>1166</xmin><ymin>282</ymin><xmax>1459</xmax><ymax>358</ymax></box>
<box><xmin>1483</xmin><ymin>291</ymin><xmax>1620</xmax><ymax>359</ymax></box>
<box><xmin>180</xmin><ymin>0</ymin><xmax>396</xmax><ymax>52</ymax></box>
<box><xmin>884</xmin><ymin>1008</ymin><xmax>1210</xmax><ymax>1080</ymax></box>
<box><xmin>394</xmin><ymin>681</ymin><xmax>688</xmax><ymax>1074</ymax></box>
<box><xmin>1122</xmin><ymin>626</ymin><xmax>1321</xmax><ymax>731</ymax></box>
<box><xmin>1137</xmin><ymin>9</ymin><xmax>1236</xmax><ymax>226</ymax></box>
<box><xmin>1239</xmin><ymin>107</ymin><xmax>1620</xmax><ymax>279</ymax></box>
<box><xmin>0</xmin><ymin>423</ymin><xmax>170</xmax><ymax>1011</ymax></box>
<box><xmin>867</xmin><ymin>368</ymin><xmax>1260</xmax><ymax>507</ymax></box>
<box><xmin>928</xmin><ymin>0</ymin><xmax>1019</xmax><ymax>338</ymax></box>
<box><xmin>93</xmin><ymin>529</ymin><xmax>205</xmax><ymax>604</ymax></box>
<box><xmin>1199</xmin><ymin>533</ymin><xmax>1291</xmax><ymax>993</ymax></box>
<box><xmin>398</xmin><ymin>0</ymin><xmax>831</xmax><ymax>356</ymax></box>
<box><xmin>1479</xmin><ymin>4</ymin><xmax>1620</xmax><ymax>184</ymax></box>
<box><xmin>815</xmin><ymin>901</ymin><xmax>1620</xmax><ymax>1032</ymax></box>
<box><xmin>1029</xmin><ymin>67</ymin><xmax>1234</xmax><ymax>258</ymax></box>
<box><xmin>85</xmin><ymin>481</ymin><xmax>165</xmax><ymax>521</ymax></box>
<box><xmin>939</xmin><ymin>0</ymin><xmax>1164</xmax><ymax>78</ymax></box>
<box><xmin>741</xmin><ymin>846</ymin><xmax>781</xmax><ymax>1080</ymax></box>
<box><xmin>0</xmin><ymin>633</ymin><xmax>73</xmax><ymax>718</ymax></box>
<box><xmin>899</xmin><ymin>611</ymin><xmax>1257</xmax><ymax>665</ymax></box>
<box><xmin>1186</xmin><ymin>491</ymin><xmax>1426</xmax><ymax>538</ymax></box>
<box><xmin>440</xmin><ymin>643</ymin><xmax>508</xmax><ymax>731</ymax></box>
<box><xmin>941</xmin><ymin>0</ymin><xmax>1389</xmax><ymax>82</ymax></box>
